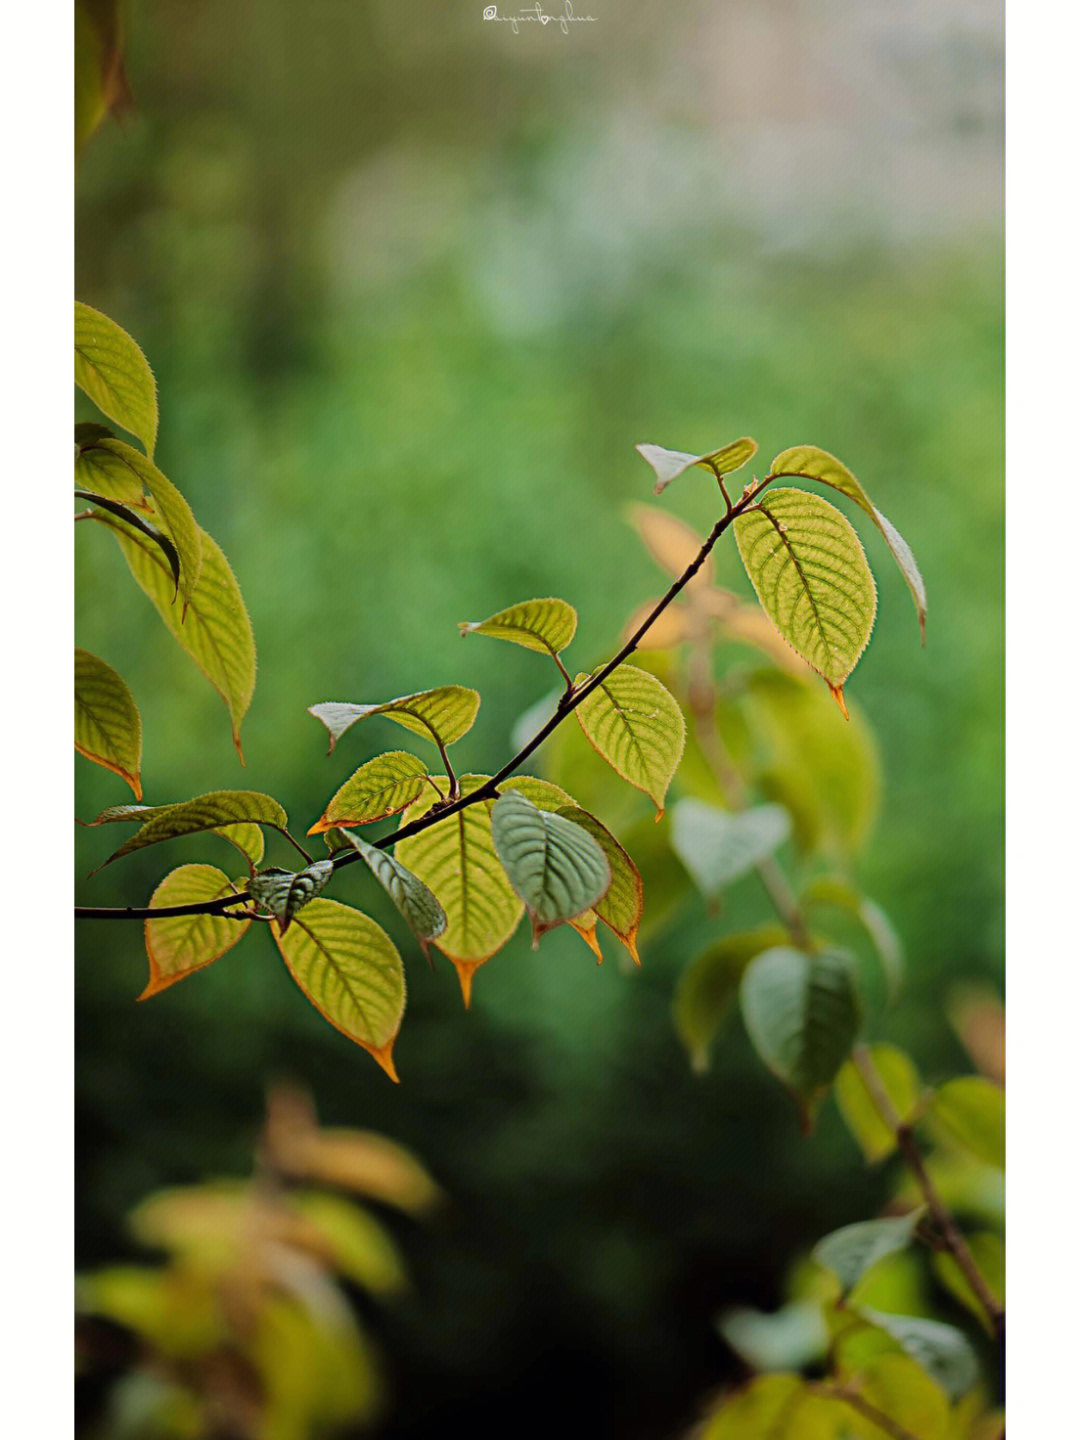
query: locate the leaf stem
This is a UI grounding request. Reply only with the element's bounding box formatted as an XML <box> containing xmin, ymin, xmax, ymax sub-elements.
<box><xmin>274</xmin><ymin>828</ymin><xmax>314</xmax><ymax>865</ymax></box>
<box><xmin>810</xmin><ymin>1382</ymin><xmax>923</xmax><ymax>1440</ymax></box>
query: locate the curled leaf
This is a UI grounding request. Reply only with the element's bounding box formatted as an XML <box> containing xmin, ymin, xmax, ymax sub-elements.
<box><xmin>556</xmin><ymin>807</ymin><xmax>643</xmax><ymax>963</ymax></box>
<box><xmin>635</xmin><ymin>436</ymin><xmax>758</xmax><ymax>495</ymax></box>
<box><xmin>249</xmin><ymin>861</ymin><xmax>336</xmax><ymax>934</ymax></box>
<box><xmin>328</xmin><ymin>831</ymin><xmax>447</xmax><ymax>956</ymax></box>
<box><xmin>96</xmin><ymin>791</ymin><xmax>287</xmax><ymax>869</ymax></box>
<box><xmin>309</xmin><ymin>686</ymin><xmax>480</xmax><ymax>754</ymax></box>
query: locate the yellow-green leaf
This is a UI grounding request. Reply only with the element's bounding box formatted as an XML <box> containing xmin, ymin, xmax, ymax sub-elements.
<box><xmin>84</xmin><ymin>803</ymin><xmax>264</xmax><ymax>867</ymax></box>
<box><xmin>76</xmin><ymin>437</ymin><xmax>202</xmax><ymax>599</ymax></box>
<box><xmin>272</xmin><ymin>899</ymin><xmax>405</xmax><ymax>1079</ymax></box>
<box><xmin>75</xmin><ymin>425</ymin><xmax>144</xmax><ymax>504</ymax></box>
<box><xmin>142</xmin><ymin>864</ymin><xmax>249</xmax><ymax>998</ymax></box>
<box><xmin>490</xmin><ymin>790</ymin><xmax>611</xmax><ymax>944</ymax></box>
<box><xmin>573</xmin><ymin>664</ymin><xmax>686</xmax><ymax>815</ymax></box>
<box><xmin>286</xmin><ymin>1190</ymin><xmax>407</xmax><ymax>1297</ymax></box>
<box><xmin>308</xmin><ymin>751</ymin><xmax>431</xmax><ymax>834</ymax></box>
<box><xmin>556</xmin><ymin>807</ymin><xmax>643</xmax><ymax>964</ymax></box>
<box><xmin>834</xmin><ymin>1043</ymin><xmax>921</xmax><ymax>1163</ymax></box>
<box><xmin>932</xmin><ymin>1232</ymin><xmax>1004</xmax><ymax>1334</ymax></box>
<box><xmin>249</xmin><ymin>861</ymin><xmax>336</xmax><ymax>934</ymax></box>
<box><xmin>309</xmin><ymin>686</ymin><xmax>480</xmax><ymax>753</ymax></box>
<box><xmin>74</xmin><ymin>301</ymin><xmax>158</xmax><ymax>456</ymax></box>
<box><xmin>770</xmin><ymin>445</ymin><xmax>926</xmax><ymax>642</ymax></box>
<box><xmin>459</xmin><ymin>597</ymin><xmax>577</xmax><ymax>656</ymax></box>
<box><xmin>855</xmin><ymin>1309</ymin><xmax>978</xmax><ymax>1401</ymax></box>
<box><xmin>75</xmin><ymin>647</ymin><xmax>142</xmax><ymax>799</ymax></box>
<box><xmin>735</xmin><ymin>488</ymin><xmax>877</xmax><ymax>715</ymax></box>
<box><xmin>848</xmin><ymin>1354</ymin><xmax>951</xmax><ymax>1440</ymax></box>
<box><xmin>330</xmin><ymin>832</ymin><xmax>447</xmax><ymax>955</ymax></box>
<box><xmin>700</xmin><ymin>1374</ymin><xmax>839</xmax><ymax>1440</ymax></box>
<box><xmin>636</xmin><ymin>436</ymin><xmax>758</xmax><ymax>495</ymax></box>
<box><xmin>928</xmin><ymin>1077</ymin><xmax>1004</xmax><ymax>1170</ymax></box>
<box><xmin>673</xmin><ymin>924</ymin><xmax>789</xmax><ymax>1073</ymax></box>
<box><xmin>98</xmin><ymin>790</ymin><xmax>287</xmax><ymax>869</ymax></box>
<box><xmin>92</xmin><ymin>507</ymin><xmax>255</xmax><ymax>758</ymax></box>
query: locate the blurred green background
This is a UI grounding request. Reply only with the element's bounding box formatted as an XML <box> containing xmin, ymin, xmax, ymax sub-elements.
<box><xmin>75</xmin><ymin>2</ymin><xmax>1002</xmax><ymax>1435</ymax></box>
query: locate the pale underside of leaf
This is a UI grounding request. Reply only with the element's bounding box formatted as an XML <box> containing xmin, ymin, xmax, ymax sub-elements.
<box><xmin>272</xmin><ymin>898</ymin><xmax>405</xmax><ymax>1079</ymax></box>
<box><xmin>573</xmin><ymin>664</ymin><xmax>686</xmax><ymax>816</ymax></box>
<box><xmin>309</xmin><ymin>751</ymin><xmax>431</xmax><ymax>834</ymax></box>
<box><xmin>812</xmin><ymin>1211</ymin><xmax>923</xmax><ymax>1298</ymax></box>
<box><xmin>141</xmin><ymin>864</ymin><xmax>249</xmax><ymax>998</ymax></box>
<box><xmin>635</xmin><ymin>436</ymin><xmax>758</xmax><ymax>494</ymax></box>
<box><xmin>97</xmin><ymin>790</ymin><xmax>287</xmax><ymax>869</ymax></box>
<box><xmin>309</xmin><ymin>686</ymin><xmax>480</xmax><ymax>753</ymax></box>
<box><xmin>670</xmin><ymin>798</ymin><xmax>792</xmax><ymax>899</ymax></box>
<box><xmin>92</xmin><ymin>507</ymin><xmax>255</xmax><ymax>758</ymax></box>
<box><xmin>249</xmin><ymin>862</ymin><xmax>335</xmax><ymax>933</ymax></box>
<box><xmin>74</xmin><ymin>300</ymin><xmax>159</xmax><ymax>457</ymax></box>
<box><xmin>458</xmin><ymin>597</ymin><xmax>577</xmax><ymax>657</ymax></box>
<box><xmin>490</xmin><ymin>791</ymin><xmax>611</xmax><ymax>945</ymax></box>
<box><xmin>75</xmin><ymin>647</ymin><xmax>142</xmax><ymax>799</ymax></box>
<box><xmin>734</xmin><ymin>487</ymin><xmax>877</xmax><ymax>713</ymax></box>
<box><xmin>331</xmin><ymin>831</ymin><xmax>447</xmax><ymax>955</ymax></box>
<box><xmin>770</xmin><ymin>445</ymin><xmax>927</xmax><ymax>642</ymax></box>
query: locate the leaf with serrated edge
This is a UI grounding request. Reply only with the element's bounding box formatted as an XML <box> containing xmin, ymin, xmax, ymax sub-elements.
<box><xmin>92</xmin><ymin>507</ymin><xmax>255</xmax><ymax>758</ymax></box>
<box><xmin>308</xmin><ymin>751</ymin><xmax>430</xmax><ymax>834</ymax></box>
<box><xmin>309</xmin><ymin>686</ymin><xmax>480</xmax><ymax>754</ymax></box>
<box><xmin>556</xmin><ymin>807</ymin><xmax>642</xmax><ymax>964</ymax></box>
<box><xmin>74</xmin><ymin>301</ymin><xmax>158</xmax><ymax>456</ymax></box>
<box><xmin>635</xmin><ymin>436</ymin><xmax>757</xmax><ymax>495</ymax></box>
<box><xmin>834</xmin><ymin>1043</ymin><xmax>921</xmax><ymax>1163</ymax></box>
<box><xmin>75</xmin><ymin>432</ymin><xmax>145</xmax><ymax>505</ymax></box>
<box><xmin>459</xmin><ymin>597</ymin><xmax>577</xmax><ymax>657</ymax></box>
<box><xmin>77</xmin><ymin>438</ymin><xmax>202</xmax><ymax>599</ymax></box>
<box><xmin>83</xmin><ymin>804</ymin><xmax>264</xmax><ymax>867</ymax></box>
<box><xmin>141</xmin><ymin>865</ymin><xmax>249</xmax><ymax>998</ymax></box>
<box><xmin>249</xmin><ymin>861</ymin><xmax>335</xmax><ymax>934</ymax></box>
<box><xmin>770</xmin><ymin>445</ymin><xmax>927</xmax><ymax>642</ymax></box>
<box><xmin>272</xmin><ymin>898</ymin><xmax>405</xmax><ymax>1079</ymax></box>
<box><xmin>490</xmin><ymin>790</ymin><xmax>611</xmax><ymax>946</ymax></box>
<box><xmin>331</xmin><ymin>832</ymin><xmax>446</xmax><ymax>955</ymax></box>
<box><xmin>855</xmin><ymin>1309</ymin><xmax>979</xmax><ymax>1401</ymax></box>
<box><xmin>812</xmin><ymin>1212</ymin><xmax>923</xmax><ymax>1298</ymax></box>
<box><xmin>671</xmin><ymin>799</ymin><xmax>791</xmax><ymax>898</ymax></box>
<box><xmin>735</xmin><ymin>488</ymin><xmax>877</xmax><ymax>716</ymax></box>
<box><xmin>75</xmin><ymin>647</ymin><xmax>142</xmax><ymax>799</ymax></box>
<box><xmin>673</xmin><ymin>924</ymin><xmax>789</xmax><ymax>1073</ymax></box>
<box><xmin>573</xmin><ymin>664</ymin><xmax>685</xmax><ymax>816</ymax></box>
<box><xmin>97</xmin><ymin>791</ymin><xmax>287</xmax><ymax>869</ymax></box>
<box><xmin>740</xmin><ymin>947</ymin><xmax>861</xmax><ymax>1126</ymax></box>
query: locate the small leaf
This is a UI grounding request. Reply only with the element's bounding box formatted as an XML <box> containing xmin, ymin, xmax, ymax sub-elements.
<box><xmin>92</xmin><ymin>507</ymin><xmax>255</xmax><ymax>758</ymax></box>
<box><xmin>855</xmin><ymin>1308</ymin><xmax>979</xmax><ymax>1401</ymax></box>
<box><xmin>97</xmin><ymin>791</ymin><xmax>287</xmax><ymax>869</ymax></box>
<box><xmin>803</xmin><ymin>876</ymin><xmax>904</xmax><ymax>1002</ymax></box>
<box><xmin>459</xmin><ymin>597</ymin><xmax>577</xmax><ymax>656</ymax></box>
<box><xmin>272</xmin><ymin>898</ymin><xmax>405</xmax><ymax>1078</ymax></box>
<box><xmin>770</xmin><ymin>445</ymin><xmax>926</xmax><ymax>641</ymax></box>
<box><xmin>626</xmin><ymin>502</ymin><xmax>715</xmax><ymax>593</ymax></box>
<box><xmin>740</xmin><ymin>948</ymin><xmax>861</xmax><ymax>1123</ymax></box>
<box><xmin>673</xmin><ymin>924</ymin><xmax>789</xmax><ymax>1073</ymax></box>
<box><xmin>308</xmin><ymin>751</ymin><xmax>431</xmax><ymax>834</ymax></box>
<box><xmin>671</xmin><ymin>799</ymin><xmax>792</xmax><ymax>899</ymax></box>
<box><xmin>636</xmin><ymin>436</ymin><xmax>758</xmax><ymax>495</ymax></box>
<box><xmin>309</xmin><ymin>686</ymin><xmax>480</xmax><ymax>753</ymax></box>
<box><xmin>735</xmin><ymin>488</ymin><xmax>877</xmax><ymax>714</ymax></box>
<box><xmin>812</xmin><ymin>1212</ymin><xmax>923</xmax><ymax>1298</ymax></box>
<box><xmin>490</xmin><ymin>790</ymin><xmax>611</xmax><ymax>945</ymax></box>
<box><xmin>329</xmin><ymin>832</ymin><xmax>447</xmax><ymax>955</ymax></box>
<box><xmin>834</xmin><ymin>1044</ymin><xmax>922</xmax><ymax>1163</ymax></box>
<box><xmin>719</xmin><ymin>1300</ymin><xmax>829</xmax><ymax>1373</ymax></box>
<box><xmin>74</xmin><ymin>301</ymin><xmax>158</xmax><ymax>456</ymax></box>
<box><xmin>141</xmin><ymin>865</ymin><xmax>249</xmax><ymax>998</ymax></box>
<box><xmin>573</xmin><ymin>664</ymin><xmax>686</xmax><ymax>815</ymax></box>
<box><xmin>928</xmin><ymin>1077</ymin><xmax>1004</xmax><ymax>1170</ymax></box>
<box><xmin>249</xmin><ymin>861</ymin><xmax>335</xmax><ymax>934</ymax></box>
<box><xmin>75</xmin><ymin>647</ymin><xmax>142</xmax><ymax>799</ymax></box>
<box><xmin>556</xmin><ymin>807</ymin><xmax>643</xmax><ymax>963</ymax></box>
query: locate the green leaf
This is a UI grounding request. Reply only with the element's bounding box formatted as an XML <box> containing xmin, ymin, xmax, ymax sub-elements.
<box><xmin>76</xmin><ymin>438</ymin><xmax>203</xmax><ymax>599</ymax></box>
<box><xmin>308</xmin><ymin>751</ymin><xmax>431</xmax><ymax>834</ymax></box>
<box><xmin>75</xmin><ymin>424</ymin><xmax>142</xmax><ymax>503</ymax></box>
<box><xmin>141</xmin><ymin>865</ymin><xmax>250</xmax><ymax>998</ymax></box>
<box><xmin>286</xmin><ymin>1190</ymin><xmax>407</xmax><ymax>1297</ymax></box>
<box><xmin>848</xmin><ymin>1354</ymin><xmax>951</xmax><ymax>1440</ymax></box>
<box><xmin>802</xmin><ymin>877</ymin><xmax>904</xmax><ymax>1003</ymax></box>
<box><xmin>928</xmin><ymin>1077</ymin><xmax>1004</xmax><ymax>1170</ymax></box>
<box><xmin>670</xmin><ymin>799</ymin><xmax>791</xmax><ymax>898</ymax></box>
<box><xmin>740</xmin><ymin>948</ymin><xmax>861</xmax><ymax>1122</ymax></box>
<box><xmin>573</xmin><ymin>664</ymin><xmax>686</xmax><ymax>815</ymax></box>
<box><xmin>932</xmin><ymin>1231</ymin><xmax>1004</xmax><ymax>1333</ymax></box>
<box><xmin>700</xmin><ymin>1374</ymin><xmax>840</xmax><ymax>1440</ymax></box>
<box><xmin>855</xmin><ymin>1309</ymin><xmax>979</xmax><ymax>1401</ymax></box>
<box><xmin>309</xmin><ymin>686</ymin><xmax>480</xmax><ymax>753</ymax></box>
<box><xmin>327</xmin><ymin>831</ymin><xmax>447</xmax><ymax>956</ymax></box>
<box><xmin>735</xmin><ymin>488</ymin><xmax>877</xmax><ymax>715</ymax></box>
<box><xmin>636</xmin><ymin>436</ymin><xmax>758</xmax><ymax>495</ymax></box>
<box><xmin>75</xmin><ymin>647</ymin><xmax>142</xmax><ymax>799</ymax></box>
<box><xmin>834</xmin><ymin>1043</ymin><xmax>922</xmax><ymax>1163</ymax></box>
<box><xmin>76</xmin><ymin>488</ymin><xmax>182</xmax><ymax>592</ymax></box>
<box><xmin>556</xmin><ymin>807</ymin><xmax>643</xmax><ymax>963</ymax></box>
<box><xmin>83</xmin><ymin>803</ymin><xmax>264</xmax><ymax>867</ymax></box>
<box><xmin>673</xmin><ymin>924</ymin><xmax>790</xmax><ymax>1073</ymax></box>
<box><xmin>395</xmin><ymin>775</ymin><xmax>523</xmax><ymax>1004</ymax></box>
<box><xmin>770</xmin><ymin>445</ymin><xmax>926</xmax><ymax>642</ymax></box>
<box><xmin>272</xmin><ymin>898</ymin><xmax>405</xmax><ymax>1078</ymax></box>
<box><xmin>92</xmin><ymin>507</ymin><xmax>255</xmax><ymax>759</ymax></box>
<box><xmin>96</xmin><ymin>791</ymin><xmax>288</xmax><ymax>869</ymax></box>
<box><xmin>458</xmin><ymin>597</ymin><xmax>577</xmax><ymax>656</ymax></box>
<box><xmin>249</xmin><ymin>861</ymin><xmax>336</xmax><ymax>934</ymax></box>
<box><xmin>812</xmin><ymin>1212</ymin><xmax>923</xmax><ymax>1298</ymax></box>
<box><xmin>74</xmin><ymin>301</ymin><xmax>158</xmax><ymax>456</ymax></box>
<box><xmin>490</xmin><ymin>790</ymin><xmax>611</xmax><ymax>945</ymax></box>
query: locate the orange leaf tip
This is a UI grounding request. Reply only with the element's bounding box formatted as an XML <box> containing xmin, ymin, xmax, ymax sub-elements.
<box><xmin>827</xmin><ymin>683</ymin><xmax>850</xmax><ymax>720</ymax></box>
<box><xmin>453</xmin><ymin>959</ymin><xmax>483</xmax><ymax>1009</ymax></box>
<box><xmin>367</xmin><ymin>1041</ymin><xmax>400</xmax><ymax>1083</ymax></box>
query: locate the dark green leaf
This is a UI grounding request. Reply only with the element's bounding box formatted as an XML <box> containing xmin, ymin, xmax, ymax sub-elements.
<box><xmin>490</xmin><ymin>790</ymin><xmax>611</xmax><ymax>944</ymax></box>
<box><xmin>673</xmin><ymin>924</ymin><xmax>789</xmax><ymax>1072</ymax></box>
